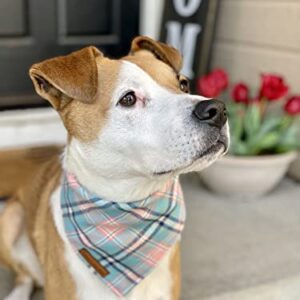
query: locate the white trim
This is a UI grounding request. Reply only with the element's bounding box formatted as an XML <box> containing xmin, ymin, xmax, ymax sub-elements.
<box><xmin>140</xmin><ymin>0</ymin><xmax>165</xmax><ymax>39</ymax></box>
<box><xmin>0</xmin><ymin>108</ymin><xmax>58</xmax><ymax>124</ymax></box>
<box><xmin>0</xmin><ymin>108</ymin><xmax>67</xmax><ymax>149</ymax></box>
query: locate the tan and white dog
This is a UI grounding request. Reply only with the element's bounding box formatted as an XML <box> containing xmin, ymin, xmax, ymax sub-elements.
<box><xmin>0</xmin><ymin>36</ymin><xmax>229</xmax><ymax>300</ymax></box>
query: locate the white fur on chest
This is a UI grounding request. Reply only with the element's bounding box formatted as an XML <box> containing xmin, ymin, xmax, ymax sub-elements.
<box><xmin>51</xmin><ymin>186</ymin><xmax>174</xmax><ymax>300</ymax></box>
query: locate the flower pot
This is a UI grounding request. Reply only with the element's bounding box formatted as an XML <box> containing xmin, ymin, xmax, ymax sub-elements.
<box><xmin>288</xmin><ymin>151</ymin><xmax>300</xmax><ymax>182</ymax></box>
<box><xmin>200</xmin><ymin>151</ymin><xmax>297</xmax><ymax>197</ymax></box>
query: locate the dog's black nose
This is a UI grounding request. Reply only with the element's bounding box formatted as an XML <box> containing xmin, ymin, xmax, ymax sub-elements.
<box><xmin>193</xmin><ymin>99</ymin><xmax>227</xmax><ymax>129</ymax></box>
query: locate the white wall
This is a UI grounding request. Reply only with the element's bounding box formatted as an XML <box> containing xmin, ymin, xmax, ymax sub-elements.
<box><xmin>211</xmin><ymin>0</ymin><xmax>300</xmax><ymax>93</ymax></box>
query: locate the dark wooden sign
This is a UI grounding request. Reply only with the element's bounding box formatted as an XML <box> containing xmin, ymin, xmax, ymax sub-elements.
<box><xmin>160</xmin><ymin>0</ymin><xmax>219</xmax><ymax>90</ymax></box>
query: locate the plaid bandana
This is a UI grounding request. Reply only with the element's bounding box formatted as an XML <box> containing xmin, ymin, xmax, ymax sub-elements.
<box><xmin>61</xmin><ymin>173</ymin><xmax>186</xmax><ymax>297</ymax></box>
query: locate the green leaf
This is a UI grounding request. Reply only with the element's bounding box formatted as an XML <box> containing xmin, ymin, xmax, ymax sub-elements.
<box><xmin>276</xmin><ymin>123</ymin><xmax>300</xmax><ymax>152</ymax></box>
<box><xmin>244</xmin><ymin>105</ymin><xmax>261</xmax><ymax>140</ymax></box>
<box><xmin>228</xmin><ymin>103</ymin><xmax>246</xmax><ymax>154</ymax></box>
<box><xmin>258</xmin><ymin>117</ymin><xmax>282</xmax><ymax>136</ymax></box>
<box><xmin>245</xmin><ymin>131</ymin><xmax>281</xmax><ymax>155</ymax></box>
<box><xmin>229</xmin><ymin>114</ymin><xmax>243</xmax><ymax>142</ymax></box>
<box><xmin>245</xmin><ymin>116</ymin><xmax>282</xmax><ymax>153</ymax></box>
<box><xmin>229</xmin><ymin>139</ymin><xmax>248</xmax><ymax>156</ymax></box>
<box><xmin>258</xmin><ymin>132</ymin><xmax>281</xmax><ymax>150</ymax></box>
<box><xmin>276</xmin><ymin>143</ymin><xmax>300</xmax><ymax>153</ymax></box>
<box><xmin>226</xmin><ymin>100</ymin><xmax>300</xmax><ymax>155</ymax></box>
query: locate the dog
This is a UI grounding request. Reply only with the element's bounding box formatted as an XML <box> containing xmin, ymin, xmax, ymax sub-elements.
<box><xmin>0</xmin><ymin>36</ymin><xmax>229</xmax><ymax>300</ymax></box>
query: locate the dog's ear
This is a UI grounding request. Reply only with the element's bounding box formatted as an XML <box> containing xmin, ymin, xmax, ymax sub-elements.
<box><xmin>130</xmin><ymin>36</ymin><xmax>183</xmax><ymax>73</ymax></box>
<box><xmin>29</xmin><ymin>46</ymin><xmax>102</xmax><ymax>110</ymax></box>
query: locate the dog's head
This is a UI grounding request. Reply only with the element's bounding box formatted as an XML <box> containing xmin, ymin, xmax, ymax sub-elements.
<box><xmin>30</xmin><ymin>36</ymin><xmax>229</xmax><ymax>198</ymax></box>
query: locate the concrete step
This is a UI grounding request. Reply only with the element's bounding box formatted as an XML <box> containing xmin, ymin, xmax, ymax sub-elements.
<box><xmin>181</xmin><ymin>174</ymin><xmax>300</xmax><ymax>300</ymax></box>
<box><xmin>203</xmin><ymin>274</ymin><xmax>300</xmax><ymax>300</ymax></box>
<box><xmin>0</xmin><ymin>108</ymin><xmax>66</xmax><ymax>149</ymax></box>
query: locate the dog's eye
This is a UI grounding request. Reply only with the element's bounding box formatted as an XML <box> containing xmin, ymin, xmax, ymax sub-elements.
<box><xmin>179</xmin><ymin>78</ymin><xmax>190</xmax><ymax>93</ymax></box>
<box><xmin>118</xmin><ymin>92</ymin><xmax>137</xmax><ymax>107</ymax></box>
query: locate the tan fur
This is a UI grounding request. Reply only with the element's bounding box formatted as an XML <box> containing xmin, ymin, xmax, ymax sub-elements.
<box><xmin>35</xmin><ymin>191</ymin><xmax>77</xmax><ymax>300</ymax></box>
<box><xmin>30</xmin><ymin>47</ymin><xmax>102</xmax><ymax>106</ymax></box>
<box><xmin>30</xmin><ymin>50</ymin><xmax>121</xmax><ymax>142</ymax></box>
<box><xmin>0</xmin><ymin>36</ymin><xmax>185</xmax><ymax>299</ymax></box>
<box><xmin>0</xmin><ymin>147</ymin><xmax>61</xmax><ymax>272</ymax></box>
<box><xmin>0</xmin><ymin>146</ymin><xmax>62</xmax><ymax>197</ymax></box>
<box><xmin>124</xmin><ymin>51</ymin><xmax>183</xmax><ymax>94</ymax></box>
<box><xmin>58</xmin><ymin>58</ymin><xmax>121</xmax><ymax>142</ymax></box>
<box><xmin>0</xmin><ymin>148</ymin><xmax>77</xmax><ymax>297</ymax></box>
<box><xmin>170</xmin><ymin>243</ymin><xmax>181</xmax><ymax>300</ymax></box>
<box><xmin>131</xmin><ymin>36</ymin><xmax>183</xmax><ymax>73</ymax></box>
<box><xmin>127</xmin><ymin>36</ymin><xmax>185</xmax><ymax>94</ymax></box>
<box><xmin>0</xmin><ymin>199</ymin><xmax>24</xmax><ymax>269</ymax></box>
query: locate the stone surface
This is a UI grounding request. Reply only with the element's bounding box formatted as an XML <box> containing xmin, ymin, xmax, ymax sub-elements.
<box><xmin>0</xmin><ymin>108</ymin><xmax>66</xmax><ymax>149</ymax></box>
<box><xmin>1</xmin><ymin>175</ymin><xmax>300</xmax><ymax>299</ymax></box>
<box><xmin>181</xmin><ymin>174</ymin><xmax>300</xmax><ymax>300</ymax></box>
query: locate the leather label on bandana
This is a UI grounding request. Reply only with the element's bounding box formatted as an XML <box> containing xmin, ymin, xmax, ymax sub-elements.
<box><xmin>79</xmin><ymin>248</ymin><xmax>110</xmax><ymax>278</ymax></box>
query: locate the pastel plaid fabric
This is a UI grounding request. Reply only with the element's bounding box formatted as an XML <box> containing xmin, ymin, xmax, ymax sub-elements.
<box><xmin>61</xmin><ymin>173</ymin><xmax>186</xmax><ymax>297</ymax></box>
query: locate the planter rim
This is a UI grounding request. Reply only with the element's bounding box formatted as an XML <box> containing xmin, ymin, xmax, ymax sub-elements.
<box><xmin>219</xmin><ymin>151</ymin><xmax>297</xmax><ymax>165</ymax></box>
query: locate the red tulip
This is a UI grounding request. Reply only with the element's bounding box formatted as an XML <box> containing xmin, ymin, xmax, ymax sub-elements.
<box><xmin>210</xmin><ymin>69</ymin><xmax>228</xmax><ymax>90</ymax></box>
<box><xmin>259</xmin><ymin>74</ymin><xmax>289</xmax><ymax>101</ymax></box>
<box><xmin>197</xmin><ymin>75</ymin><xmax>220</xmax><ymax>98</ymax></box>
<box><xmin>284</xmin><ymin>96</ymin><xmax>300</xmax><ymax>115</ymax></box>
<box><xmin>197</xmin><ymin>69</ymin><xmax>228</xmax><ymax>98</ymax></box>
<box><xmin>232</xmin><ymin>83</ymin><xmax>249</xmax><ymax>103</ymax></box>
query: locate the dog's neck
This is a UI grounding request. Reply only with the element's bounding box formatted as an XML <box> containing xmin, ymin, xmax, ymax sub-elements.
<box><xmin>64</xmin><ymin>146</ymin><xmax>170</xmax><ymax>203</ymax></box>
